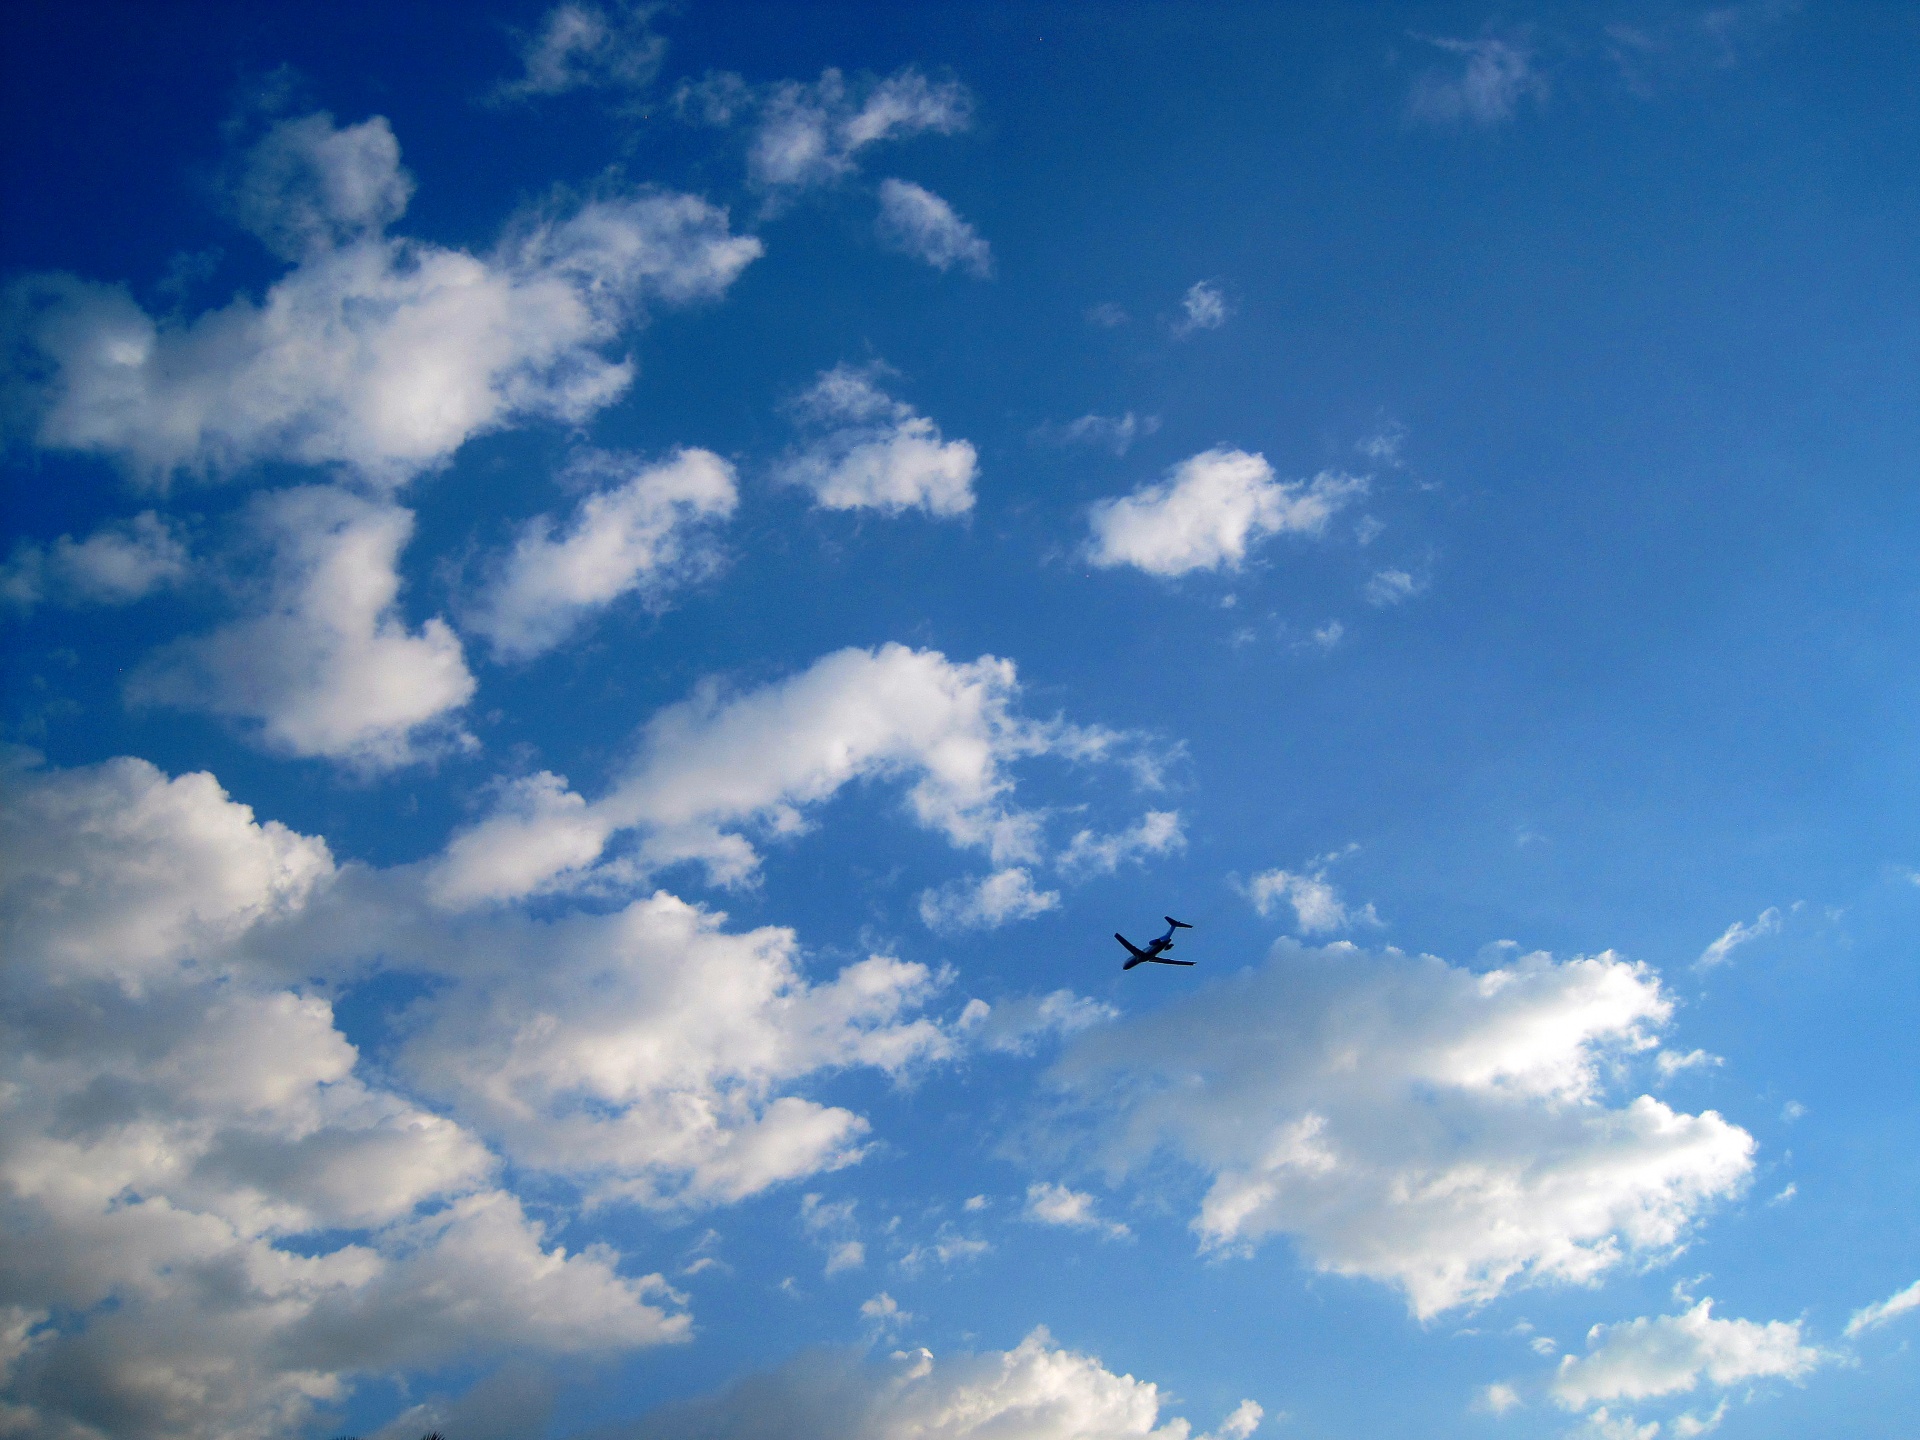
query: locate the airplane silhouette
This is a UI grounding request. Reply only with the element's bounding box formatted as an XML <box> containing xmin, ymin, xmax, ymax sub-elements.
<box><xmin>1116</xmin><ymin>916</ymin><xmax>1194</xmax><ymax>969</ymax></box>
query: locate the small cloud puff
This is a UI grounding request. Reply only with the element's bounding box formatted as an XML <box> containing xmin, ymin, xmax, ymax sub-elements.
<box><xmin>877</xmin><ymin>178</ymin><xmax>993</xmax><ymax>277</ymax></box>
<box><xmin>1</xmin><ymin>511</ymin><xmax>189</xmax><ymax>609</ymax></box>
<box><xmin>1174</xmin><ymin>279</ymin><xmax>1230</xmax><ymax>335</ymax></box>
<box><xmin>1408</xmin><ymin>34</ymin><xmax>1548</xmax><ymax>127</ymax></box>
<box><xmin>781</xmin><ymin>364</ymin><xmax>977</xmax><ymax>516</ymax></box>
<box><xmin>1024</xmin><ymin>1182</ymin><xmax>1130</xmax><ymax>1239</ymax></box>
<box><xmin>920</xmin><ymin>867</ymin><xmax>1060</xmax><ymax>932</ymax></box>
<box><xmin>1086</xmin><ymin>448</ymin><xmax>1366</xmax><ymax>577</ymax></box>
<box><xmin>493</xmin><ymin>1</ymin><xmax>667</xmax><ymax>103</ymax></box>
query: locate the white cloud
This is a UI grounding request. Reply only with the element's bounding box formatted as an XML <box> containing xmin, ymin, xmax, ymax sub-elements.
<box><xmin>961</xmin><ymin>990</ymin><xmax>1117</xmax><ymax>1055</ymax></box>
<box><xmin>1477</xmin><ymin>1382</ymin><xmax>1522</xmax><ymax>1414</ymax></box>
<box><xmin>494</xmin><ymin>1</ymin><xmax>667</xmax><ymax>101</ymax></box>
<box><xmin>1552</xmin><ymin>1298</ymin><xmax>1826</xmax><ymax>1408</ymax></box>
<box><xmin>0</xmin><ymin>510</ymin><xmax>189</xmax><ymax>609</ymax></box>
<box><xmin>1174</xmin><ymin>280</ymin><xmax>1229</xmax><ymax>335</ymax></box>
<box><xmin>742</xmin><ymin>68</ymin><xmax>972</xmax><ymax>193</ymax></box>
<box><xmin>920</xmin><ymin>867</ymin><xmax>1060</xmax><ymax>932</ymax></box>
<box><xmin>1025</xmin><ymin>1182</ymin><xmax>1130</xmax><ymax>1239</ymax></box>
<box><xmin>466</xmin><ymin>446</ymin><xmax>737</xmax><ymax>660</ymax></box>
<box><xmin>1086</xmin><ymin>448</ymin><xmax>1365</xmax><ymax>577</ymax></box>
<box><xmin>12</xmin><ymin>112</ymin><xmax>759</xmax><ymax>486</ymax></box>
<box><xmin>1408</xmin><ymin>35</ymin><xmax>1547</xmax><ymax>126</ymax></box>
<box><xmin>1845</xmin><ymin>1277</ymin><xmax>1920</xmax><ymax>1336</ymax></box>
<box><xmin>1058</xmin><ymin>810</ymin><xmax>1186</xmax><ymax>878</ymax></box>
<box><xmin>1034</xmin><ymin>411</ymin><xmax>1160</xmax><ymax>456</ymax></box>
<box><xmin>860</xmin><ymin>1292</ymin><xmax>911</xmax><ymax>1334</ymax></box>
<box><xmin>1047</xmin><ymin>941</ymin><xmax>1755</xmax><ymax>1318</ymax></box>
<box><xmin>1364</xmin><ymin>568</ymin><xmax>1424</xmax><ymax>606</ymax></box>
<box><xmin>130</xmin><ymin>485</ymin><xmax>475</xmax><ymax>769</ymax></box>
<box><xmin>1696</xmin><ymin>907</ymin><xmax>1781</xmax><ymax>968</ymax></box>
<box><xmin>431</xmin><ymin>643</ymin><xmax>1134</xmax><ymax>903</ymax></box>
<box><xmin>876</xmin><ymin>178</ymin><xmax>993</xmax><ymax>277</ymax></box>
<box><xmin>1655</xmin><ymin>1048</ymin><xmax>1723</xmax><ymax>1080</ymax></box>
<box><xmin>1245</xmin><ymin>852</ymin><xmax>1380</xmax><ymax>935</ymax></box>
<box><xmin>604</xmin><ymin>1327</ymin><xmax>1254</xmax><ymax>1440</ymax></box>
<box><xmin>391</xmin><ymin>890</ymin><xmax>965</xmax><ymax>1208</ymax></box>
<box><xmin>781</xmin><ymin>364</ymin><xmax>977</xmax><ymax>516</ymax></box>
<box><xmin>0</xmin><ymin>754</ymin><xmax>685</xmax><ymax>1440</ymax></box>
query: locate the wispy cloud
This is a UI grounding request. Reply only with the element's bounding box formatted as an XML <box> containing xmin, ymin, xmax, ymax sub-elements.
<box><xmin>1696</xmin><ymin>906</ymin><xmax>1781</xmax><ymax>968</ymax></box>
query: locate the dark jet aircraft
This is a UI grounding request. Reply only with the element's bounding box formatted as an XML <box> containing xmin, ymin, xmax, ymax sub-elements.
<box><xmin>1116</xmin><ymin>916</ymin><xmax>1195</xmax><ymax>969</ymax></box>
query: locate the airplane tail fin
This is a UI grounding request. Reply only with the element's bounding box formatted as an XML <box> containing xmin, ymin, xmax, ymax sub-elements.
<box><xmin>1166</xmin><ymin>916</ymin><xmax>1192</xmax><ymax>929</ymax></box>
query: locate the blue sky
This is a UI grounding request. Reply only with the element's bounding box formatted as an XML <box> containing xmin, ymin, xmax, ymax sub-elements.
<box><xmin>3</xmin><ymin>2</ymin><xmax>1918</xmax><ymax>1437</ymax></box>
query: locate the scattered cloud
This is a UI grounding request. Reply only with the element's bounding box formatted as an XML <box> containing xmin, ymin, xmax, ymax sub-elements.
<box><xmin>1087</xmin><ymin>448</ymin><xmax>1366</xmax><ymax>577</ymax></box>
<box><xmin>9</xmin><ymin>112</ymin><xmax>760</xmax><ymax>487</ymax></box>
<box><xmin>1364</xmin><ymin>568</ymin><xmax>1424</xmax><ymax>606</ymax></box>
<box><xmin>876</xmin><ymin>178</ymin><xmax>993</xmax><ymax>277</ymax></box>
<box><xmin>1477</xmin><ymin>1382</ymin><xmax>1522</xmax><ymax>1414</ymax></box>
<box><xmin>1033</xmin><ymin>411</ymin><xmax>1160</xmax><ymax>456</ymax></box>
<box><xmin>1245</xmin><ymin>846</ymin><xmax>1379</xmax><ymax>934</ymax></box>
<box><xmin>428</xmin><ymin>643</ymin><xmax>1146</xmax><ymax>904</ymax></box>
<box><xmin>1025</xmin><ymin>1182</ymin><xmax>1130</xmax><ymax>1239</ymax></box>
<box><xmin>391</xmin><ymin>891</ymin><xmax>965</xmax><ymax>1208</ymax></box>
<box><xmin>0</xmin><ymin>754</ymin><xmax>687</xmax><ymax>1440</ymax></box>
<box><xmin>781</xmin><ymin>364</ymin><xmax>977</xmax><ymax>516</ymax></box>
<box><xmin>1844</xmin><ymin>1277</ymin><xmax>1920</xmax><ymax>1337</ymax></box>
<box><xmin>0</xmin><ymin>511</ymin><xmax>189</xmax><ymax>609</ymax></box>
<box><xmin>1057</xmin><ymin>810</ymin><xmax>1185</xmax><ymax>877</ymax></box>
<box><xmin>130</xmin><ymin>485</ymin><xmax>475</xmax><ymax>768</ymax></box>
<box><xmin>1696</xmin><ymin>907</ymin><xmax>1781</xmax><ymax>968</ymax></box>
<box><xmin>1173</xmin><ymin>280</ymin><xmax>1229</xmax><ymax>336</ymax></box>
<box><xmin>493</xmin><ymin>1</ymin><xmax>667</xmax><ymax>102</ymax></box>
<box><xmin>1552</xmin><ymin>1297</ymin><xmax>1827</xmax><ymax>1409</ymax></box>
<box><xmin>960</xmin><ymin>990</ymin><xmax>1116</xmax><ymax>1055</ymax></box>
<box><xmin>859</xmin><ymin>1292</ymin><xmax>910</xmax><ymax>1335</ymax></box>
<box><xmin>1047</xmin><ymin>940</ymin><xmax>1755</xmax><ymax>1317</ymax></box>
<box><xmin>600</xmin><ymin>1327</ymin><xmax>1258</xmax><ymax>1440</ymax></box>
<box><xmin>920</xmin><ymin>867</ymin><xmax>1060</xmax><ymax>932</ymax></box>
<box><xmin>1407</xmin><ymin>34</ymin><xmax>1548</xmax><ymax>127</ymax></box>
<box><xmin>465</xmin><ymin>446</ymin><xmax>737</xmax><ymax>660</ymax></box>
<box><xmin>1655</xmin><ymin>1048</ymin><xmax>1723</xmax><ymax>1080</ymax></box>
<box><xmin>1085</xmin><ymin>301</ymin><xmax>1130</xmax><ymax>328</ymax></box>
<box><xmin>676</xmin><ymin>66</ymin><xmax>972</xmax><ymax>197</ymax></box>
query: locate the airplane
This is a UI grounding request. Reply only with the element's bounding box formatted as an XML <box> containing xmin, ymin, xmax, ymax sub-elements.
<box><xmin>1116</xmin><ymin>916</ymin><xmax>1195</xmax><ymax>970</ymax></box>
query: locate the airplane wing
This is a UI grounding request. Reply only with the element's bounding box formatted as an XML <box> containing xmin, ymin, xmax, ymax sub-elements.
<box><xmin>1116</xmin><ymin>933</ymin><xmax>1152</xmax><ymax>969</ymax></box>
<box><xmin>1147</xmin><ymin>957</ymin><xmax>1196</xmax><ymax>966</ymax></box>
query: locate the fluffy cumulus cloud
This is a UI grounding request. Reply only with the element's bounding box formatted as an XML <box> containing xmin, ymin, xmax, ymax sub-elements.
<box><xmin>1086</xmin><ymin>449</ymin><xmax>1365</xmax><ymax>577</ymax></box>
<box><xmin>1245</xmin><ymin>849</ymin><xmax>1379</xmax><ymax>934</ymax></box>
<box><xmin>677</xmin><ymin>66</ymin><xmax>972</xmax><ymax>195</ymax></box>
<box><xmin>920</xmin><ymin>867</ymin><xmax>1060</xmax><ymax>932</ymax></box>
<box><xmin>0</xmin><ymin>755</ymin><xmax>685</xmax><ymax>1439</ymax></box>
<box><xmin>1047</xmin><ymin>941</ymin><xmax>1755</xmax><ymax>1318</ymax></box>
<box><xmin>466</xmin><ymin>446</ymin><xmax>738</xmax><ymax>660</ymax></box>
<box><xmin>9</xmin><ymin>111</ymin><xmax>760</xmax><ymax>486</ymax></box>
<box><xmin>609</xmin><ymin>1327</ymin><xmax>1259</xmax><ymax>1440</ymax></box>
<box><xmin>0</xmin><ymin>510</ymin><xmax>189</xmax><ymax>608</ymax></box>
<box><xmin>1025</xmin><ymin>1182</ymin><xmax>1130</xmax><ymax>1239</ymax></box>
<box><xmin>1552</xmin><ymin>1297</ymin><xmax>1827</xmax><ymax>1418</ymax></box>
<box><xmin>1408</xmin><ymin>35</ymin><xmax>1548</xmax><ymax>126</ymax></box>
<box><xmin>130</xmin><ymin>485</ymin><xmax>475</xmax><ymax>768</ymax></box>
<box><xmin>781</xmin><ymin>364</ymin><xmax>978</xmax><ymax>516</ymax></box>
<box><xmin>1058</xmin><ymin>810</ymin><xmax>1185</xmax><ymax>877</ymax></box>
<box><xmin>389</xmin><ymin>890</ymin><xmax>966</xmax><ymax>1207</ymax></box>
<box><xmin>493</xmin><ymin>0</ymin><xmax>667</xmax><ymax>101</ymax></box>
<box><xmin>428</xmin><ymin>642</ymin><xmax>1137</xmax><ymax>905</ymax></box>
<box><xmin>876</xmin><ymin>178</ymin><xmax>994</xmax><ymax>277</ymax></box>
